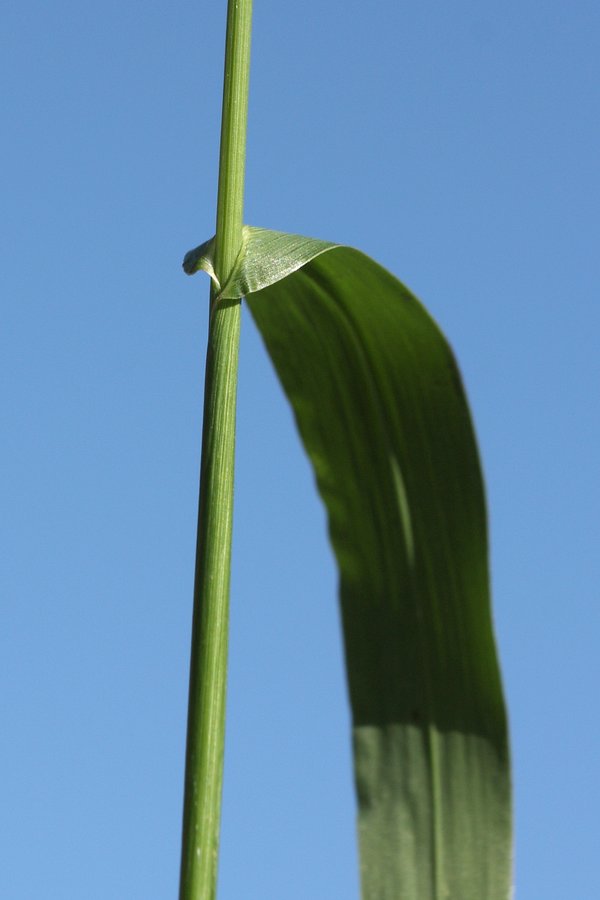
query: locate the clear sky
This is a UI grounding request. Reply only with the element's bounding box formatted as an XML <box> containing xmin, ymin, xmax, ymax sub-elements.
<box><xmin>2</xmin><ymin>1</ymin><xmax>599</xmax><ymax>897</ymax></box>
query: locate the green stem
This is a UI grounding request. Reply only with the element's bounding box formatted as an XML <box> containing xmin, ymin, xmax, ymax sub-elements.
<box><xmin>179</xmin><ymin>1</ymin><xmax>252</xmax><ymax>898</ymax></box>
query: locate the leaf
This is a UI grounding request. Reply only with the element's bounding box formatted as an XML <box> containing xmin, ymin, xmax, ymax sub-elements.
<box><xmin>183</xmin><ymin>226</ymin><xmax>337</xmax><ymax>297</ymax></box>
<box><xmin>184</xmin><ymin>230</ymin><xmax>512</xmax><ymax>898</ymax></box>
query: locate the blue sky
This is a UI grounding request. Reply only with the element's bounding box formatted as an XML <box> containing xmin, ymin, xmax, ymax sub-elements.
<box><xmin>2</xmin><ymin>1</ymin><xmax>599</xmax><ymax>897</ymax></box>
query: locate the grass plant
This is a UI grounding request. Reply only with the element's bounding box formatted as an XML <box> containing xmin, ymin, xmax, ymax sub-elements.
<box><xmin>179</xmin><ymin>1</ymin><xmax>511</xmax><ymax>897</ymax></box>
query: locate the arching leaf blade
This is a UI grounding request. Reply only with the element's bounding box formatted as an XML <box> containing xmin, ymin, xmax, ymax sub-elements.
<box><xmin>244</xmin><ymin>246</ymin><xmax>511</xmax><ymax>899</ymax></box>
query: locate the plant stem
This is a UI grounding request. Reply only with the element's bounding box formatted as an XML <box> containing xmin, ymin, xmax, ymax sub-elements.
<box><xmin>179</xmin><ymin>1</ymin><xmax>252</xmax><ymax>898</ymax></box>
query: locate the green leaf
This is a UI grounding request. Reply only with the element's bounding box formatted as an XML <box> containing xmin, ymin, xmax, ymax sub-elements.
<box><xmin>185</xmin><ymin>229</ymin><xmax>512</xmax><ymax>898</ymax></box>
<box><xmin>183</xmin><ymin>226</ymin><xmax>337</xmax><ymax>297</ymax></box>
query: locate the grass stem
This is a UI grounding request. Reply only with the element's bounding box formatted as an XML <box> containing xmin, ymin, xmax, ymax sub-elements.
<box><xmin>179</xmin><ymin>1</ymin><xmax>252</xmax><ymax>897</ymax></box>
